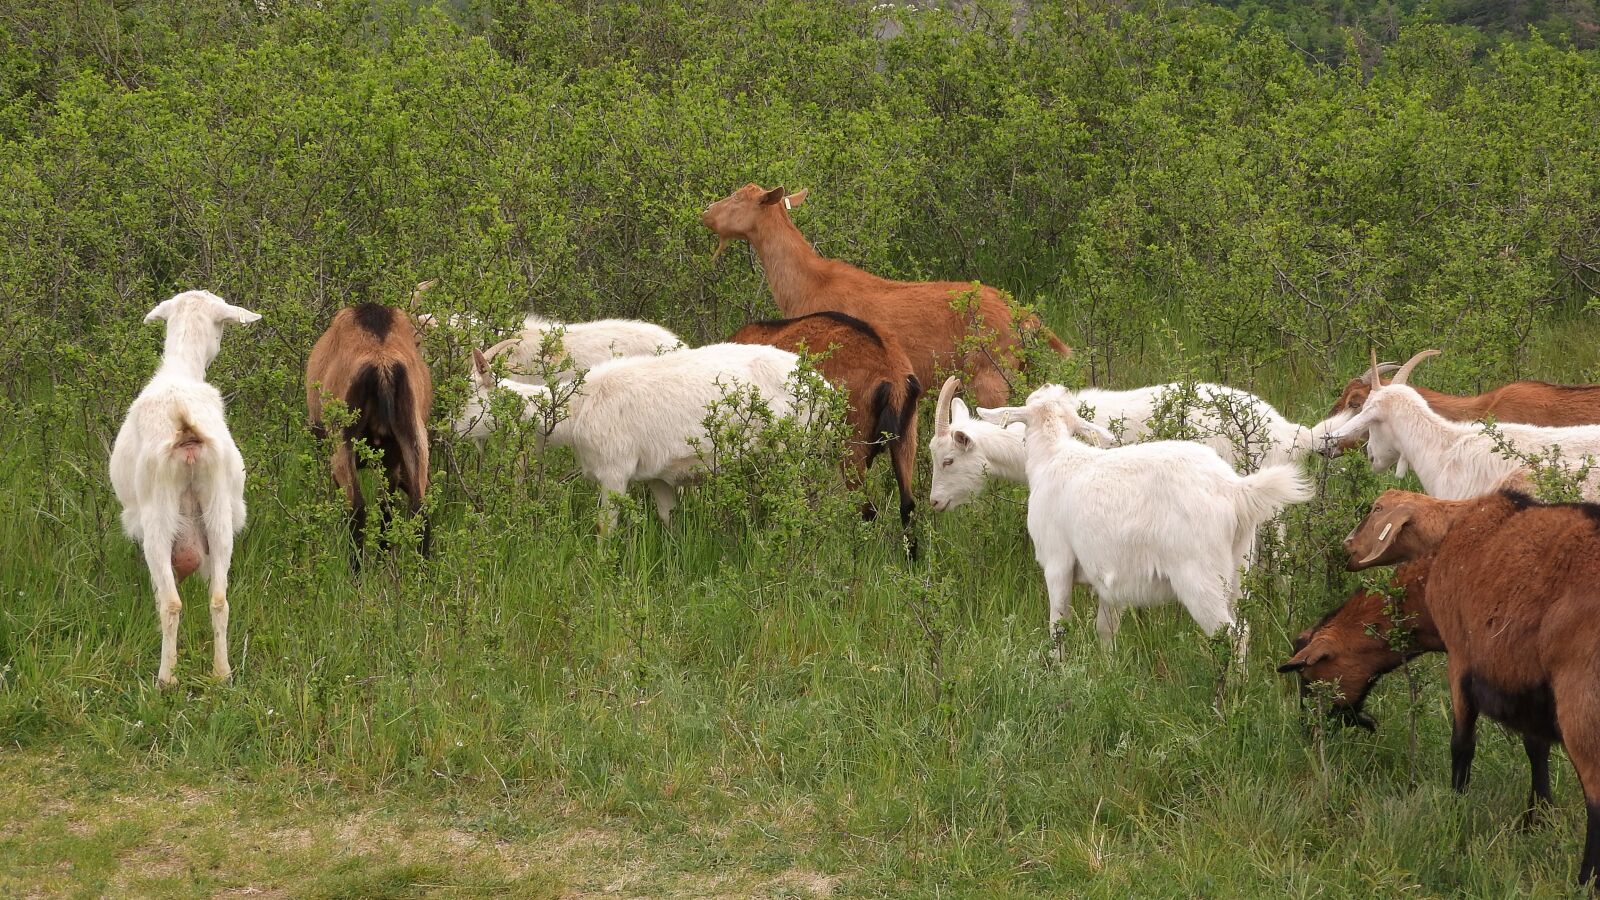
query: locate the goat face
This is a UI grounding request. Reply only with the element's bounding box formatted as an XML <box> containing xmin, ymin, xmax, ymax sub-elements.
<box><xmin>1277</xmin><ymin>606</ymin><xmax>1399</xmax><ymax>731</ymax></box>
<box><xmin>928</xmin><ymin>424</ymin><xmax>993</xmax><ymax>511</ymax></box>
<box><xmin>1344</xmin><ymin>489</ymin><xmax>1432</xmax><ymax>569</ymax></box>
<box><xmin>702</xmin><ymin>184</ymin><xmax>808</xmax><ymax>259</ymax></box>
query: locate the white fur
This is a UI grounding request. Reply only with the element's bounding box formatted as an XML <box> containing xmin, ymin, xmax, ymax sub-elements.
<box><xmin>108</xmin><ymin>290</ymin><xmax>260</xmax><ymax>687</ymax></box>
<box><xmin>978</xmin><ymin>386</ymin><xmax>1314</xmax><ymax>649</ymax></box>
<box><xmin>476</xmin><ymin>343</ymin><xmax>806</xmax><ymax>529</ymax></box>
<box><xmin>454</xmin><ymin>317</ymin><xmax>682</xmax><ymax>441</ymax></box>
<box><xmin>929</xmin><ymin>383</ymin><xmax>1322</xmax><ymax>512</ymax></box>
<box><xmin>1327</xmin><ymin>385</ymin><xmax>1600</xmax><ymax>500</ymax></box>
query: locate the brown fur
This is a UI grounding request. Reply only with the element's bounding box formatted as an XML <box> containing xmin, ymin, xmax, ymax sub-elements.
<box><xmin>703</xmin><ymin>184</ymin><xmax>1070</xmax><ymax>408</ymax></box>
<box><xmin>1345</xmin><ymin>488</ymin><xmax>1600</xmax><ymax>883</ymax></box>
<box><xmin>728</xmin><ymin>312</ymin><xmax>922</xmax><ymax>555</ymax></box>
<box><xmin>1278</xmin><ymin>560</ymin><xmax>1441</xmax><ymax>726</ymax></box>
<box><xmin>1327</xmin><ymin>376</ymin><xmax>1600</xmax><ymax>451</ymax></box>
<box><xmin>306</xmin><ymin>304</ymin><xmax>434</xmax><ymax>565</ymax></box>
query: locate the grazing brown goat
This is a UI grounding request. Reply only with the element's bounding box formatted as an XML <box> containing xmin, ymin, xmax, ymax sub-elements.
<box><xmin>1325</xmin><ymin>364</ymin><xmax>1600</xmax><ymax>454</ymax></box>
<box><xmin>1277</xmin><ymin>560</ymin><xmax>1442</xmax><ymax>730</ymax></box>
<box><xmin>1346</xmin><ymin>487</ymin><xmax>1600</xmax><ymax>883</ymax></box>
<box><xmin>306</xmin><ymin>302</ymin><xmax>433</xmax><ymax>566</ymax></box>
<box><xmin>728</xmin><ymin>311</ymin><xmax>922</xmax><ymax>553</ymax></box>
<box><xmin>702</xmin><ymin>184</ymin><xmax>1071</xmax><ymax>407</ymax></box>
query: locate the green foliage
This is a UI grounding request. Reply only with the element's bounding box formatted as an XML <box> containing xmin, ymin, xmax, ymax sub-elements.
<box><xmin>5</xmin><ymin>0</ymin><xmax>1600</xmax><ymax>893</ymax></box>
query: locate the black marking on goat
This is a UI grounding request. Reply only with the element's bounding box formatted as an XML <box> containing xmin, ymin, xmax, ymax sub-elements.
<box><xmin>1463</xmin><ymin>670</ymin><xmax>1562</xmax><ymax>743</ymax></box>
<box><xmin>1497</xmin><ymin>488</ymin><xmax>1600</xmax><ymax>528</ymax></box>
<box><xmin>351</xmin><ymin>303</ymin><xmax>396</xmax><ymax>340</ymax></box>
<box><xmin>745</xmin><ymin>311</ymin><xmax>885</xmax><ymax>347</ymax></box>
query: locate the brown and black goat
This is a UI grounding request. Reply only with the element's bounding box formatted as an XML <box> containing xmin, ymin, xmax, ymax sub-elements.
<box><xmin>1345</xmin><ymin>487</ymin><xmax>1600</xmax><ymax>884</ymax></box>
<box><xmin>306</xmin><ymin>302</ymin><xmax>433</xmax><ymax>567</ymax></box>
<box><xmin>1325</xmin><ymin>364</ymin><xmax>1600</xmax><ymax>454</ymax></box>
<box><xmin>1277</xmin><ymin>560</ymin><xmax>1442</xmax><ymax>730</ymax></box>
<box><xmin>728</xmin><ymin>311</ymin><xmax>922</xmax><ymax>553</ymax></box>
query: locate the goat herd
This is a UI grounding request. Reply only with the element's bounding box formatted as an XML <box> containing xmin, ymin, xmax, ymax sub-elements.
<box><xmin>105</xmin><ymin>184</ymin><xmax>1600</xmax><ymax>883</ymax></box>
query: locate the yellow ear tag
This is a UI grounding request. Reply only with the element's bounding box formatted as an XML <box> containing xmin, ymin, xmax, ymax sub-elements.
<box><xmin>1378</xmin><ymin>523</ymin><xmax>1392</xmax><ymax>542</ymax></box>
<box><xmin>783</xmin><ymin>196</ymin><xmax>792</xmax><ymax>210</ymax></box>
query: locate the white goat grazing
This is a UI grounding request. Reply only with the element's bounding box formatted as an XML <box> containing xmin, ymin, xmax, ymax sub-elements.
<box><xmin>978</xmin><ymin>385</ymin><xmax>1314</xmax><ymax>648</ymax></box>
<box><xmin>454</xmin><ymin>316</ymin><xmax>682</xmax><ymax>441</ymax></box>
<box><xmin>109</xmin><ymin>291</ymin><xmax>260</xmax><ymax>687</ymax></box>
<box><xmin>1326</xmin><ymin>350</ymin><xmax>1600</xmax><ymax>500</ymax></box>
<box><xmin>467</xmin><ymin>342</ymin><xmax>805</xmax><ymax>528</ymax></box>
<box><xmin>927</xmin><ymin>377</ymin><xmax>1323</xmax><ymax>512</ymax></box>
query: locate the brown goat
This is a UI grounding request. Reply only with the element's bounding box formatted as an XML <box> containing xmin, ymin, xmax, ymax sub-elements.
<box><xmin>728</xmin><ymin>311</ymin><xmax>922</xmax><ymax>554</ymax></box>
<box><xmin>1326</xmin><ymin>365</ymin><xmax>1600</xmax><ymax>453</ymax></box>
<box><xmin>1277</xmin><ymin>560</ymin><xmax>1442</xmax><ymax>730</ymax></box>
<box><xmin>306</xmin><ymin>303</ymin><xmax>433</xmax><ymax>566</ymax></box>
<box><xmin>702</xmin><ymin>184</ymin><xmax>1071</xmax><ymax>407</ymax></box>
<box><xmin>1346</xmin><ymin>487</ymin><xmax>1600</xmax><ymax>883</ymax></box>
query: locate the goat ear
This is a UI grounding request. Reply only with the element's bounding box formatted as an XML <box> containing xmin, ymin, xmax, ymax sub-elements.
<box><xmin>1354</xmin><ymin>508</ymin><xmax>1411</xmax><ymax>567</ymax></box>
<box><xmin>950</xmin><ymin>397</ymin><xmax>971</xmax><ymax>421</ymax></box>
<box><xmin>1078</xmin><ymin>421</ymin><xmax>1117</xmax><ymax>447</ymax></box>
<box><xmin>783</xmin><ymin>189</ymin><xmax>808</xmax><ymax>210</ymax></box>
<box><xmin>471</xmin><ymin>348</ymin><xmax>495</xmax><ymax>389</ymax></box>
<box><xmin>1276</xmin><ymin>645</ymin><xmax>1328</xmax><ymax>674</ymax></box>
<box><xmin>219</xmin><ymin>304</ymin><xmax>261</xmax><ymax>325</ymax></box>
<box><xmin>760</xmin><ymin>186</ymin><xmax>787</xmax><ymax>205</ymax></box>
<box><xmin>953</xmin><ymin>431</ymin><xmax>971</xmax><ymax>449</ymax></box>
<box><xmin>143</xmin><ymin>298</ymin><xmax>178</xmax><ymax>324</ymax></box>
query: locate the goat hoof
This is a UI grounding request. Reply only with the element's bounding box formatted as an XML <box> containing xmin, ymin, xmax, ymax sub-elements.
<box><xmin>157</xmin><ymin>674</ymin><xmax>179</xmax><ymax>690</ymax></box>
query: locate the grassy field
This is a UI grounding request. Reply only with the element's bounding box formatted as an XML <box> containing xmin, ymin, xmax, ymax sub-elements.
<box><xmin>3</xmin><ymin>316</ymin><xmax>1600</xmax><ymax>898</ymax></box>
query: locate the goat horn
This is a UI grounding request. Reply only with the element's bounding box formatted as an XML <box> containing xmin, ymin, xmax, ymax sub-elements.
<box><xmin>935</xmin><ymin>376</ymin><xmax>961</xmax><ymax>436</ymax></box>
<box><xmin>410</xmin><ymin>279</ymin><xmax>437</xmax><ymax>308</ymax></box>
<box><xmin>1368</xmin><ymin>348</ymin><xmax>1381</xmax><ymax>388</ymax></box>
<box><xmin>1392</xmin><ymin>349</ymin><xmax>1441</xmax><ymax>387</ymax></box>
<box><xmin>1358</xmin><ymin>362</ymin><xmax>1401</xmax><ymax>385</ymax></box>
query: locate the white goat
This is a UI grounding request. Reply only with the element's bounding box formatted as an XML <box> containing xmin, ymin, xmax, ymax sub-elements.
<box><xmin>1326</xmin><ymin>350</ymin><xmax>1600</xmax><ymax>500</ymax></box>
<box><xmin>978</xmin><ymin>385</ymin><xmax>1314</xmax><ymax>649</ymax></box>
<box><xmin>455</xmin><ymin>316</ymin><xmax>682</xmax><ymax>441</ymax></box>
<box><xmin>467</xmin><ymin>342</ymin><xmax>806</xmax><ymax>528</ymax></box>
<box><xmin>109</xmin><ymin>290</ymin><xmax>260</xmax><ymax>687</ymax></box>
<box><xmin>928</xmin><ymin>377</ymin><xmax>1324</xmax><ymax>512</ymax></box>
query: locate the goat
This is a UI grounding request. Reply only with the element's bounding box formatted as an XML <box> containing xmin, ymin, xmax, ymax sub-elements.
<box><xmin>467</xmin><ymin>342</ymin><xmax>807</xmax><ymax>530</ymax></box>
<box><xmin>727</xmin><ymin>311</ymin><xmax>922</xmax><ymax>545</ymax></box>
<box><xmin>1323</xmin><ymin>363</ymin><xmax>1600</xmax><ymax>475</ymax></box>
<box><xmin>928</xmin><ymin>377</ymin><xmax>1322</xmax><ymax>512</ymax></box>
<box><xmin>1344</xmin><ymin>487</ymin><xmax>1600</xmax><ymax>883</ymax></box>
<box><xmin>306</xmin><ymin>302</ymin><xmax>434</xmax><ymax>566</ymax></box>
<box><xmin>702</xmin><ymin>183</ymin><xmax>1070</xmax><ymax>407</ymax></box>
<box><xmin>1325</xmin><ymin>351</ymin><xmax>1600</xmax><ymax>500</ymax></box>
<box><xmin>454</xmin><ymin>316</ymin><xmax>681</xmax><ymax>442</ymax></box>
<box><xmin>975</xmin><ymin>385</ymin><xmax>1314</xmax><ymax>650</ymax></box>
<box><xmin>1276</xmin><ymin>560</ymin><xmax>1441</xmax><ymax>730</ymax></box>
<box><xmin>109</xmin><ymin>290</ymin><xmax>260</xmax><ymax>687</ymax></box>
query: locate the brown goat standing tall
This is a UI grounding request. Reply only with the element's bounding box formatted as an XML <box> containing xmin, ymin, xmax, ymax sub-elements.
<box><xmin>728</xmin><ymin>311</ymin><xmax>922</xmax><ymax>554</ymax></box>
<box><xmin>306</xmin><ymin>303</ymin><xmax>433</xmax><ymax>566</ymax></box>
<box><xmin>703</xmin><ymin>184</ymin><xmax>1070</xmax><ymax>407</ymax></box>
<box><xmin>1346</xmin><ymin>487</ymin><xmax>1600</xmax><ymax>883</ymax></box>
<box><xmin>1277</xmin><ymin>560</ymin><xmax>1441</xmax><ymax>730</ymax></box>
<box><xmin>1325</xmin><ymin>365</ymin><xmax>1600</xmax><ymax>452</ymax></box>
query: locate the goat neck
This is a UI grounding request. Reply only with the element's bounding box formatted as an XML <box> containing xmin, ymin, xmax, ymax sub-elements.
<box><xmin>974</xmin><ymin>420</ymin><xmax>1029</xmax><ymax>483</ymax></box>
<box><xmin>745</xmin><ymin>210</ymin><xmax>827</xmax><ymax>316</ymax></box>
<box><xmin>1021</xmin><ymin>400</ymin><xmax>1095</xmax><ymax>476</ymax></box>
<box><xmin>156</xmin><ymin>313</ymin><xmax>223</xmax><ymax>380</ymax></box>
<box><xmin>1370</xmin><ymin>387</ymin><xmax>1491</xmax><ymax>498</ymax></box>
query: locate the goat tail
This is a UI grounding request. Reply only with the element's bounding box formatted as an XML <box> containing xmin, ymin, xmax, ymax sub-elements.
<box><xmin>167</xmin><ymin>410</ymin><xmax>210</xmax><ymax>465</ymax></box>
<box><xmin>869</xmin><ymin>380</ymin><xmax>898</xmax><ymax>446</ymax></box>
<box><xmin>1040</xmin><ymin>328</ymin><xmax>1072</xmax><ymax>357</ymax></box>
<box><xmin>1235</xmin><ymin>464</ymin><xmax>1315</xmax><ymax>529</ymax></box>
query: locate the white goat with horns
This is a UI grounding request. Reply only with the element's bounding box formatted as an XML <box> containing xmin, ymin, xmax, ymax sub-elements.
<box><xmin>1324</xmin><ymin>349</ymin><xmax>1600</xmax><ymax>500</ymax></box>
<box><xmin>978</xmin><ymin>384</ymin><xmax>1314</xmax><ymax>652</ymax></box>
<box><xmin>928</xmin><ymin>376</ymin><xmax>1324</xmax><ymax>512</ymax></box>
<box><xmin>109</xmin><ymin>290</ymin><xmax>260</xmax><ymax>687</ymax></box>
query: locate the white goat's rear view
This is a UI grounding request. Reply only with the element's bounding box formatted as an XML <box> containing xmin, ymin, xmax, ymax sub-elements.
<box><xmin>979</xmin><ymin>385</ymin><xmax>1313</xmax><ymax>654</ymax></box>
<box><xmin>467</xmin><ymin>342</ymin><xmax>805</xmax><ymax>531</ymax></box>
<box><xmin>109</xmin><ymin>290</ymin><xmax>260</xmax><ymax>687</ymax></box>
